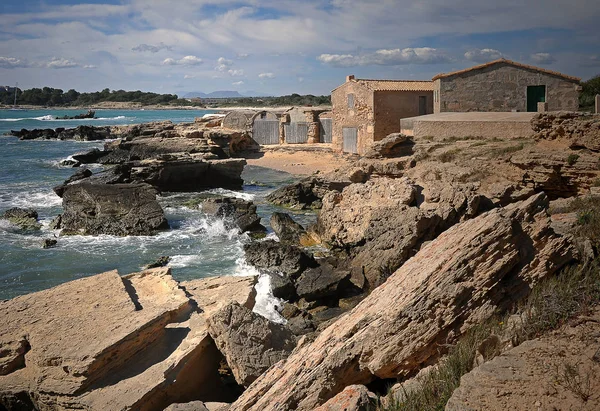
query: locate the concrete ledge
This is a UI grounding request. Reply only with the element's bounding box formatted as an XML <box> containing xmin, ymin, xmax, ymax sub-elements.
<box><xmin>400</xmin><ymin>112</ymin><xmax>535</xmax><ymax>139</ymax></box>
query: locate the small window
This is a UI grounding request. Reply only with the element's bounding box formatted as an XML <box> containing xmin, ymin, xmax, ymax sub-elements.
<box><xmin>347</xmin><ymin>93</ymin><xmax>355</xmax><ymax>109</ymax></box>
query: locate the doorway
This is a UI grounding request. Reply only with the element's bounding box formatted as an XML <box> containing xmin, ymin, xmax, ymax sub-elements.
<box><xmin>527</xmin><ymin>85</ymin><xmax>546</xmax><ymax>112</ymax></box>
<box><xmin>419</xmin><ymin>96</ymin><xmax>427</xmax><ymax>115</ymax></box>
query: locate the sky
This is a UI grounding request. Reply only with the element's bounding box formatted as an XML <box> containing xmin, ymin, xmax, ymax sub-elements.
<box><xmin>0</xmin><ymin>0</ymin><xmax>599</xmax><ymax>96</ymax></box>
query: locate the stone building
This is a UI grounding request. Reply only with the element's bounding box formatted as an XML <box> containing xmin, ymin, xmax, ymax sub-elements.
<box><xmin>433</xmin><ymin>59</ymin><xmax>581</xmax><ymax>113</ymax></box>
<box><xmin>331</xmin><ymin>76</ymin><xmax>433</xmax><ymax>154</ymax></box>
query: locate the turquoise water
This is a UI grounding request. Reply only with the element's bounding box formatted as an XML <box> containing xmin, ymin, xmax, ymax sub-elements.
<box><xmin>0</xmin><ymin>109</ymin><xmax>310</xmax><ymax>300</ymax></box>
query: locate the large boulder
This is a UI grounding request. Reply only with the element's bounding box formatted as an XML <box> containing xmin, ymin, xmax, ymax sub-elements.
<box><xmin>316</xmin><ymin>177</ymin><xmax>488</xmax><ymax>288</ymax></box>
<box><xmin>60</xmin><ymin>182</ymin><xmax>168</xmax><ymax>236</ymax></box>
<box><xmin>0</xmin><ymin>269</ymin><xmax>258</xmax><ymax>411</ymax></box>
<box><xmin>270</xmin><ymin>212</ymin><xmax>307</xmax><ymax>244</ymax></box>
<box><xmin>364</xmin><ymin>133</ymin><xmax>414</xmax><ymax>158</ymax></box>
<box><xmin>230</xmin><ymin>194</ymin><xmax>574</xmax><ymax>410</ymax></box>
<box><xmin>130</xmin><ymin>156</ymin><xmax>246</xmax><ymax>192</ymax></box>
<box><xmin>0</xmin><ymin>207</ymin><xmax>41</xmax><ymax>230</ymax></box>
<box><xmin>207</xmin><ymin>302</ymin><xmax>296</xmax><ymax>387</ymax></box>
<box><xmin>202</xmin><ymin>196</ymin><xmax>264</xmax><ymax>233</ymax></box>
<box><xmin>243</xmin><ymin>240</ymin><xmax>317</xmax><ymax>279</ymax></box>
<box><xmin>53</xmin><ymin>168</ymin><xmax>93</xmax><ymax>197</ymax></box>
<box><xmin>266</xmin><ymin>177</ymin><xmax>350</xmax><ymax>210</ymax></box>
<box><xmin>313</xmin><ymin>385</ymin><xmax>376</xmax><ymax>411</ymax></box>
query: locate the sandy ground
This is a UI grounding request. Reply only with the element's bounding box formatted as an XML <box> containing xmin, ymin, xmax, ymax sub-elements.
<box><xmin>245</xmin><ymin>149</ymin><xmax>350</xmax><ymax>176</ymax></box>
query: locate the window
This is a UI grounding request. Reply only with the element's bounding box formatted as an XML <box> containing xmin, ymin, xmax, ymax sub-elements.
<box><xmin>347</xmin><ymin>93</ymin><xmax>355</xmax><ymax>109</ymax></box>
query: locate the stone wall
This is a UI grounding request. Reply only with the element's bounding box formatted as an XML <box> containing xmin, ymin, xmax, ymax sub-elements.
<box><xmin>331</xmin><ymin>82</ymin><xmax>375</xmax><ymax>154</ymax></box>
<box><xmin>434</xmin><ymin>62</ymin><xmax>580</xmax><ymax>113</ymax></box>
<box><xmin>374</xmin><ymin>91</ymin><xmax>433</xmax><ymax>141</ymax></box>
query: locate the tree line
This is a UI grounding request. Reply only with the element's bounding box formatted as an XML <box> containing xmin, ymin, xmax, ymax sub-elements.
<box><xmin>204</xmin><ymin>93</ymin><xmax>331</xmax><ymax>107</ymax></box>
<box><xmin>580</xmin><ymin>74</ymin><xmax>600</xmax><ymax>110</ymax></box>
<box><xmin>0</xmin><ymin>87</ymin><xmax>198</xmax><ymax>107</ymax></box>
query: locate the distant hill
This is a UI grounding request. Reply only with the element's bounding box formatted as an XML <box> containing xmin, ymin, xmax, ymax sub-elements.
<box><xmin>183</xmin><ymin>90</ymin><xmax>272</xmax><ymax>98</ymax></box>
<box><xmin>183</xmin><ymin>91</ymin><xmax>244</xmax><ymax>98</ymax></box>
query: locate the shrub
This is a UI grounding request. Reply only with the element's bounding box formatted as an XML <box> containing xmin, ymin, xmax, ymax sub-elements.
<box><xmin>567</xmin><ymin>154</ymin><xmax>580</xmax><ymax>166</ymax></box>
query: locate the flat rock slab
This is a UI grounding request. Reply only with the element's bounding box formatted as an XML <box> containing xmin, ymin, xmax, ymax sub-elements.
<box><xmin>446</xmin><ymin>307</ymin><xmax>600</xmax><ymax>411</ymax></box>
<box><xmin>0</xmin><ymin>268</ymin><xmax>188</xmax><ymax>396</ymax></box>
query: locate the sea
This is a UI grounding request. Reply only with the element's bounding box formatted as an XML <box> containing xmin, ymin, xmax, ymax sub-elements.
<box><xmin>0</xmin><ymin>109</ymin><xmax>313</xmax><ymax>319</ymax></box>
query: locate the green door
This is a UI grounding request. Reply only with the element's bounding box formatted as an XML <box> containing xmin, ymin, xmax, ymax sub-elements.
<box><xmin>527</xmin><ymin>85</ymin><xmax>546</xmax><ymax>112</ymax></box>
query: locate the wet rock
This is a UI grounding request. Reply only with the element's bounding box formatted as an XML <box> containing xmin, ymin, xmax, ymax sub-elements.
<box><xmin>201</xmin><ymin>196</ymin><xmax>265</xmax><ymax>233</ymax></box>
<box><xmin>59</xmin><ymin>158</ymin><xmax>81</xmax><ymax>167</ymax></box>
<box><xmin>71</xmin><ymin>148</ymin><xmax>109</xmax><ymax>164</ymax></box>
<box><xmin>270</xmin><ymin>212</ymin><xmax>306</xmax><ymax>244</ymax></box>
<box><xmin>60</xmin><ymin>182</ymin><xmax>169</xmax><ymax>236</ymax></box>
<box><xmin>1</xmin><ymin>207</ymin><xmax>41</xmax><ymax>230</ymax></box>
<box><xmin>41</xmin><ymin>238</ymin><xmax>57</xmax><ymax>249</ymax></box>
<box><xmin>268</xmin><ymin>272</ymin><xmax>297</xmax><ymax>301</ymax></box>
<box><xmin>295</xmin><ymin>260</ymin><xmax>352</xmax><ymax>302</ymax></box>
<box><xmin>231</xmin><ymin>194</ymin><xmax>575</xmax><ymax>410</ymax></box>
<box><xmin>49</xmin><ymin>214</ymin><xmax>62</xmax><ymax>230</ymax></box>
<box><xmin>53</xmin><ymin>168</ymin><xmax>93</xmax><ymax>197</ymax></box>
<box><xmin>144</xmin><ymin>255</ymin><xmax>171</xmax><ymax>269</ymax></box>
<box><xmin>207</xmin><ymin>302</ymin><xmax>296</xmax><ymax>387</ymax></box>
<box><xmin>266</xmin><ymin>177</ymin><xmax>350</xmax><ymax>210</ymax></box>
<box><xmin>243</xmin><ymin>240</ymin><xmax>318</xmax><ymax>279</ymax></box>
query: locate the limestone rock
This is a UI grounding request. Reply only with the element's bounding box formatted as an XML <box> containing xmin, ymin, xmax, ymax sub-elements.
<box><xmin>60</xmin><ymin>182</ymin><xmax>168</xmax><ymax>236</ymax></box>
<box><xmin>363</xmin><ymin>133</ymin><xmax>413</xmax><ymax>158</ymax></box>
<box><xmin>53</xmin><ymin>168</ymin><xmax>93</xmax><ymax>197</ymax></box>
<box><xmin>295</xmin><ymin>259</ymin><xmax>352</xmax><ymax>302</ymax></box>
<box><xmin>41</xmin><ymin>238</ymin><xmax>57</xmax><ymax>249</ymax></box>
<box><xmin>230</xmin><ymin>194</ymin><xmax>574</xmax><ymax>410</ymax></box>
<box><xmin>510</xmin><ymin>147</ymin><xmax>600</xmax><ymax>199</ymax></box>
<box><xmin>207</xmin><ymin>302</ymin><xmax>296</xmax><ymax>387</ymax></box>
<box><xmin>0</xmin><ymin>270</ymin><xmax>258</xmax><ymax>411</ymax></box>
<box><xmin>202</xmin><ymin>196</ymin><xmax>264</xmax><ymax>233</ymax></box>
<box><xmin>0</xmin><ymin>207</ymin><xmax>41</xmax><ymax>230</ymax></box>
<box><xmin>266</xmin><ymin>177</ymin><xmax>350</xmax><ymax>210</ymax></box>
<box><xmin>270</xmin><ymin>212</ymin><xmax>306</xmax><ymax>244</ymax></box>
<box><xmin>313</xmin><ymin>385</ymin><xmax>375</xmax><ymax>411</ymax></box>
<box><xmin>446</xmin><ymin>306</ymin><xmax>600</xmax><ymax>411</ymax></box>
<box><xmin>243</xmin><ymin>240</ymin><xmax>317</xmax><ymax>279</ymax></box>
<box><xmin>532</xmin><ymin>111</ymin><xmax>600</xmax><ymax>151</ymax></box>
<box><xmin>316</xmin><ymin>177</ymin><xmax>487</xmax><ymax>287</ymax></box>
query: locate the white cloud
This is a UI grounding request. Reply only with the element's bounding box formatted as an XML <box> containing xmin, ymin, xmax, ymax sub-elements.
<box><xmin>215</xmin><ymin>57</ymin><xmax>234</xmax><ymax>72</ymax></box>
<box><xmin>228</xmin><ymin>69</ymin><xmax>244</xmax><ymax>76</ymax></box>
<box><xmin>318</xmin><ymin>47</ymin><xmax>452</xmax><ymax>67</ymax></box>
<box><xmin>46</xmin><ymin>58</ymin><xmax>78</xmax><ymax>69</ymax></box>
<box><xmin>259</xmin><ymin>72</ymin><xmax>275</xmax><ymax>79</ymax></box>
<box><xmin>530</xmin><ymin>52</ymin><xmax>556</xmax><ymax>65</ymax></box>
<box><xmin>184</xmin><ymin>74</ymin><xmax>196</xmax><ymax>79</ymax></box>
<box><xmin>232</xmin><ymin>80</ymin><xmax>244</xmax><ymax>85</ymax></box>
<box><xmin>464</xmin><ymin>48</ymin><xmax>504</xmax><ymax>63</ymax></box>
<box><xmin>162</xmin><ymin>55</ymin><xmax>203</xmax><ymax>66</ymax></box>
<box><xmin>236</xmin><ymin>53</ymin><xmax>249</xmax><ymax>59</ymax></box>
<box><xmin>0</xmin><ymin>56</ymin><xmax>29</xmax><ymax>68</ymax></box>
<box><xmin>83</xmin><ymin>64</ymin><xmax>97</xmax><ymax>69</ymax></box>
<box><xmin>297</xmin><ymin>76</ymin><xmax>305</xmax><ymax>83</ymax></box>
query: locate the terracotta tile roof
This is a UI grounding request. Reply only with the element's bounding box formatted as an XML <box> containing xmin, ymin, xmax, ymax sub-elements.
<box><xmin>432</xmin><ymin>58</ymin><xmax>581</xmax><ymax>82</ymax></box>
<box><xmin>356</xmin><ymin>79</ymin><xmax>434</xmax><ymax>92</ymax></box>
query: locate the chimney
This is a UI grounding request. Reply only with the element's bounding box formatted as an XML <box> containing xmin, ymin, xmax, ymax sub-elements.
<box><xmin>346</xmin><ymin>75</ymin><xmax>355</xmax><ymax>82</ymax></box>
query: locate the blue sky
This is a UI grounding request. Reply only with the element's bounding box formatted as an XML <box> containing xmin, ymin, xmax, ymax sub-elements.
<box><xmin>0</xmin><ymin>0</ymin><xmax>599</xmax><ymax>96</ymax></box>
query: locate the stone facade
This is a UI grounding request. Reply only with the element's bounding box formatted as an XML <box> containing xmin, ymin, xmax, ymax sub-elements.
<box><xmin>433</xmin><ymin>60</ymin><xmax>580</xmax><ymax>113</ymax></box>
<box><xmin>331</xmin><ymin>76</ymin><xmax>433</xmax><ymax>155</ymax></box>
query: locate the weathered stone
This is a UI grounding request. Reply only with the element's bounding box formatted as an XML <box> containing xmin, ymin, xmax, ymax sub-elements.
<box><xmin>230</xmin><ymin>194</ymin><xmax>574</xmax><ymax>410</ymax></box>
<box><xmin>266</xmin><ymin>177</ymin><xmax>350</xmax><ymax>210</ymax></box>
<box><xmin>53</xmin><ymin>168</ymin><xmax>93</xmax><ymax>197</ymax></box>
<box><xmin>446</xmin><ymin>307</ymin><xmax>600</xmax><ymax>411</ymax></box>
<box><xmin>207</xmin><ymin>302</ymin><xmax>296</xmax><ymax>387</ymax></box>
<box><xmin>313</xmin><ymin>385</ymin><xmax>375</xmax><ymax>411</ymax></box>
<box><xmin>295</xmin><ymin>260</ymin><xmax>351</xmax><ymax>302</ymax></box>
<box><xmin>244</xmin><ymin>240</ymin><xmax>317</xmax><ymax>279</ymax></box>
<box><xmin>71</xmin><ymin>148</ymin><xmax>109</xmax><ymax>164</ymax></box>
<box><xmin>1</xmin><ymin>207</ymin><xmax>41</xmax><ymax>230</ymax></box>
<box><xmin>0</xmin><ymin>270</ymin><xmax>258</xmax><ymax>411</ymax></box>
<box><xmin>144</xmin><ymin>255</ymin><xmax>171</xmax><ymax>269</ymax></box>
<box><xmin>60</xmin><ymin>182</ymin><xmax>169</xmax><ymax>236</ymax></box>
<box><xmin>268</xmin><ymin>272</ymin><xmax>297</xmax><ymax>301</ymax></box>
<box><xmin>532</xmin><ymin>111</ymin><xmax>600</xmax><ymax>151</ymax></box>
<box><xmin>41</xmin><ymin>238</ymin><xmax>57</xmax><ymax>249</ymax></box>
<box><xmin>202</xmin><ymin>196</ymin><xmax>264</xmax><ymax>233</ymax></box>
<box><xmin>270</xmin><ymin>212</ymin><xmax>306</xmax><ymax>244</ymax></box>
<box><xmin>364</xmin><ymin>133</ymin><xmax>413</xmax><ymax>158</ymax></box>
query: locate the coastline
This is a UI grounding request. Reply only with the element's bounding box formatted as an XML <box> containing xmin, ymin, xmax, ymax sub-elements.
<box><xmin>0</xmin><ymin>103</ymin><xmax>333</xmax><ymax>112</ymax></box>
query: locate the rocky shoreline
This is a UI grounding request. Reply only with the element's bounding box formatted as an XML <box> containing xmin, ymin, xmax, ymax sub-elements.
<box><xmin>2</xmin><ymin>112</ymin><xmax>600</xmax><ymax>410</ymax></box>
